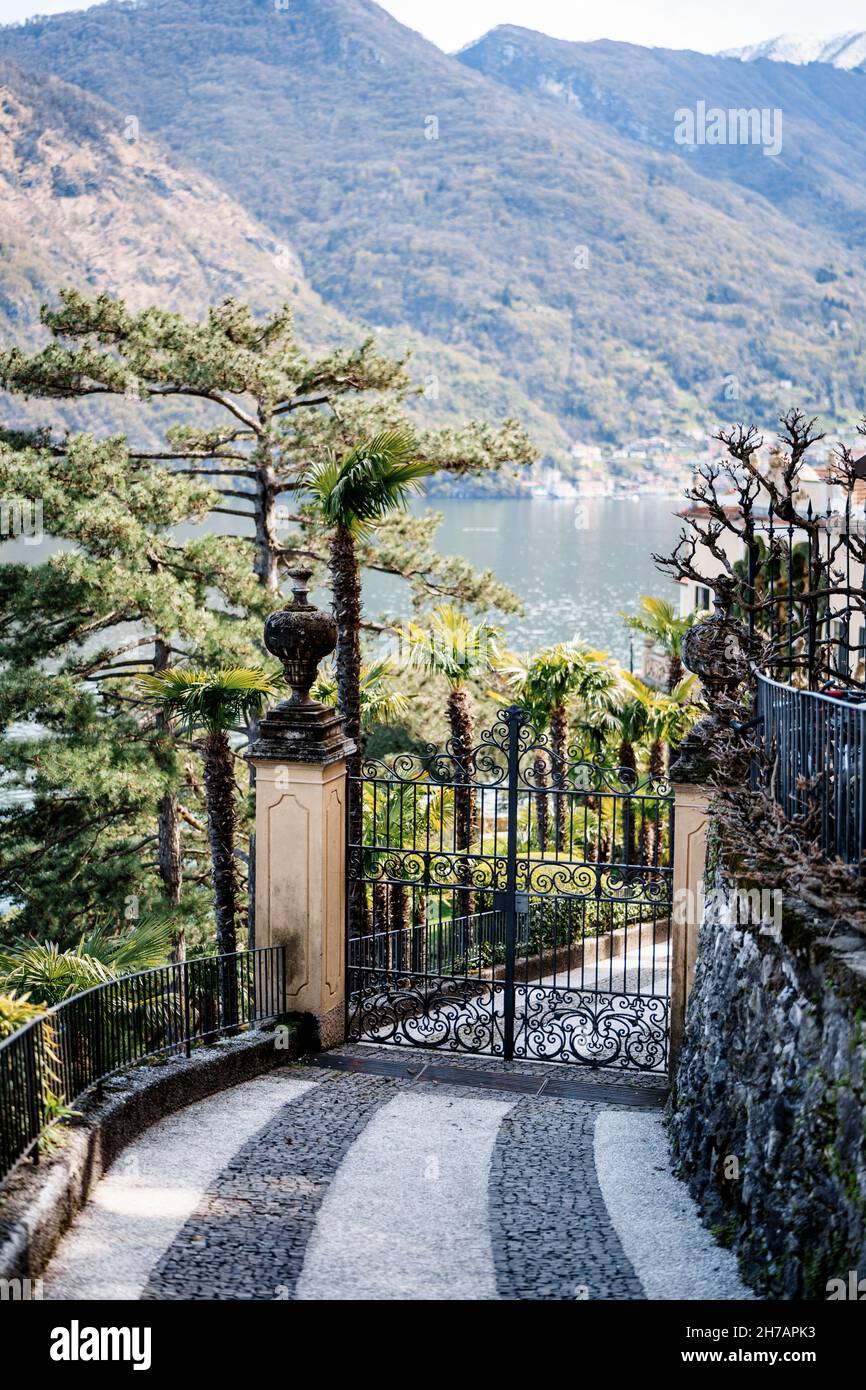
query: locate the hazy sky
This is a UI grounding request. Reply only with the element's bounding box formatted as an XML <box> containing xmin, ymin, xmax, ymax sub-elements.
<box><xmin>1</xmin><ymin>0</ymin><xmax>865</xmax><ymax>55</ymax></box>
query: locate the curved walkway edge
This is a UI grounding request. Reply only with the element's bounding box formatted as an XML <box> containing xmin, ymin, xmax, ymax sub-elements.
<box><xmin>45</xmin><ymin>1075</ymin><xmax>314</xmax><ymax>1300</ymax></box>
<box><xmin>594</xmin><ymin>1110</ymin><xmax>754</xmax><ymax>1300</ymax></box>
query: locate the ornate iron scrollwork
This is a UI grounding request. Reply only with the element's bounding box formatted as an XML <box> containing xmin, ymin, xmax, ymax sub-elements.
<box><xmin>348</xmin><ymin>977</ymin><xmax>504</xmax><ymax>1055</ymax></box>
<box><xmin>347</xmin><ymin>704</ymin><xmax>674</xmax><ymax>1074</ymax></box>
<box><xmin>513</xmin><ymin>987</ymin><xmax>669</xmax><ymax>1072</ymax></box>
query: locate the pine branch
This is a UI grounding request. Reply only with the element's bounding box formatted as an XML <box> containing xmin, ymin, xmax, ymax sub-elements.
<box><xmin>177</xmin><ymin>804</ymin><xmax>206</xmax><ymax>833</ymax></box>
<box><xmin>143</xmin><ymin>387</ymin><xmax>260</xmax><ymax>432</ymax></box>
<box><xmin>173</xmin><ymin>467</ymin><xmax>257</xmax><ymax>477</ymax></box>
<box><xmin>129</xmin><ymin>453</ymin><xmax>252</xmax><ymax>465</ymax></box>
<box><xmin>272</xmin><ymin>394</ymin><xmax>332</xmax><ymax>416</ymax></box>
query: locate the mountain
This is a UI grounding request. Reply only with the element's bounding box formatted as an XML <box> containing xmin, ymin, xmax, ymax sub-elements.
<box><xmin>0</xmin><ymin>52</ymin><xmax>504</xmax><ymax>462</ymax></box>
<box><xmin>0</xmin><ymin>55</ymin><xmax>355</xmax><ymax>441</ymax></box>
<box><xmin>723</xmin><ymin>33</ymin><xmax>866</xmax><ymax>70</ymax></box>
<box><xmin>457</xmin><ymin>24</ymin><xmax>866</xmax><ymax>421</ymax></box>
<box><xmin>2</xmin><ymin>0</ymin><xmax>866</xmax><ymax>454</ymax></box>
<box><xmin>0</xmin><ymin>58</ymin><xmax>332</xmax><ymax>342</ymax></box>
<box><xmin>458</xmin><ymin>26</ymin><xmax>866</xmax><ymax>243</ymax></box>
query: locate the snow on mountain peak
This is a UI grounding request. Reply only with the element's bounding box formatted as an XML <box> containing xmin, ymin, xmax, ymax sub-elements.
<box><xmin>722</xmin><ymin>32</ymin><xmax>866</xmax><ymax>69</ymax></box>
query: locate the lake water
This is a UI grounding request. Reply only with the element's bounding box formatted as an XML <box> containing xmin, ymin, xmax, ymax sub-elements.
<box><xmin>4</xmin><ymin>496</ymin><xmax>683</xmax><ymax>668</ymax></box>
<box><xmin>365</xmin><ymin>496</ymin><xmax>684</xmax><ymax>664</ymax></box>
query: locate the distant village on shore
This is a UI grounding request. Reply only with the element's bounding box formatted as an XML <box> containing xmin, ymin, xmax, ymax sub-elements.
<box><xmin>439</xmin><ymin>428</ymin><xmax>866</xmax><ymax>501</ymax></box>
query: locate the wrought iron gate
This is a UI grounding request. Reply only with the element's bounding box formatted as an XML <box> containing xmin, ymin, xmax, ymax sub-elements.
<box><xmin>346</xmin><ymin>706</ymin><xmax>674</xmax><ymax>1072</ymax></box>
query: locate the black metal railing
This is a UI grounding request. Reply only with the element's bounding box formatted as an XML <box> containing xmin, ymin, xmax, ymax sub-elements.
<box><xmin>721</xmin><ymin>502</ymin><xmax>866</xmax><ymax>863</ymax></box>
<box><xmin>756</xmin><ymin>672</ymin><xmax>866</xmax><ymax>863</ymax></box>
<box><xmin>0</xmin><ymin>946</ymin><xmax>287</xmax><ymax>1184</ymax></box>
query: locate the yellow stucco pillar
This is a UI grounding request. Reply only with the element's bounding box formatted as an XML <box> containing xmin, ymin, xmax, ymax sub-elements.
<box><xmin>247</xmin><ymin>571</ymin><xmax>353</xmax><ymax>1050</ymax></box>
<box><xmin>669</xmin><ymin>779</ymin><xmax>710</xmax><ymax>1075</ymax></box>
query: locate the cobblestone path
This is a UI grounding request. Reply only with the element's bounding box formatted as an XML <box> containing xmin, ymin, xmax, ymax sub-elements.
<box><xmin>44</xmin><ymin>1046</ymin><xmax>754</xmax><ymax>1302</ymax></box>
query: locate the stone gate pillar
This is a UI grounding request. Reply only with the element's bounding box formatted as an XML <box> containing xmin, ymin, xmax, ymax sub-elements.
<box><xmin>668</xmin><ymin>578</ymin><xmax>760</xmax><ymax>1076</ymax></box>
<box><xmin>247</xmin><ymin>572</ymin><xmax>354</xmax><ymax>1050</ymax></box>
<box><xmin>669</xmin><ymin>771</ymin><xmax>710</xmax><ymax>1073</ymax></box>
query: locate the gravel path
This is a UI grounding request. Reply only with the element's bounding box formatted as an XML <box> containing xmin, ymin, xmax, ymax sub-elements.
<box><xmin>144</xmin><ymin>1067</ymin><xmax>394</xmax><ymax>1301</ymax></box>
<box><xmin>41</xmin><ymin>1047</ymin><xmax>759</xmax><ymax>1302</ymax></box>
<box><xmin>594</xmin><ymin>1110</ymin><xmax>754</xmax><ymax>1301</ymax></box>
<box><xmin>44</xmin><ymin>1074</ymin><xmax>315</xmax><ymax>1301</ymax></box>
<box><xmin>297</xmin><ymin>1090</ymin><xmax>513</xmax><ymax>1300</ymax></box>
<box><xmin>489</xmin><ymin>1094</ymin><xmax>646</xmax><ymax>1300</ymax></box>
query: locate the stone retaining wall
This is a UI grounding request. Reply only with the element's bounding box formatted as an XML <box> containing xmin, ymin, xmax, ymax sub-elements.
<box><xmin>669</xmin><ymin>860</ymin><xmax>866</xmax><ymax>1299</ymax></box>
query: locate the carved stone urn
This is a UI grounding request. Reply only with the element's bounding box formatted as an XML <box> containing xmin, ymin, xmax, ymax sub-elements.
<box><xmin>671</xmin><ymin>576</ymin><xmax>765</xmax><ymax>783</ymax></box>
<box><xmin>264</xmin><ymin>570</ymin><xmax>337</xmax><ymax>705</ymax></box>
<box><xmin>247</xmin><ymin>571</ymin><xmax>352</xmax><ymax>765</ymax></box>
<box><xmin>680</xmin><ymin>576</ymin><xmax>763</xmax><ymax>707</ymax></box>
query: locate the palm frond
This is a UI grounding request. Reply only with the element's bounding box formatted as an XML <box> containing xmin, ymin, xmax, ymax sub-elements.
<box><xmin>314</xmin><ymin>657</ymin><xmax>410</xmax><ymax>732</ymax></box>
<box><xmin>76</xmin><ymin>913</ymin><xmax>174</xmax><ymax>973</ymax></box>
<box><xmin>305</xmin><ymin>430</ymin><xmax>436</xmax><ymax>533</ymax></box>
<box><xmin>504</xmin><ymin>639</ymin><xmax>614</xmax><ymax>723</ymax></box>
<box><xmin>140</xmin><ymin>666</ymin><xmax>281</xmax><ymax>738</ymax></box>
<box><xmin>621</xmin><ymin>595</ymin><xmax>697</xmax><ymax>657</ymax></box>
<box><xmin>399</xmin><ymin>604</ymin><xmax>501</xmax><ymax>684</ymax></box>
<box><xmin>0</xmin><ymin>990</ymin><xmax>46</xmax><ymax>1041</ymax></box>
<box><xmin>362</xmin><ymin>774</ymin><xmax>453</xmax><ymax>850</ymax></box>
<box><xmin>0</xmin><ymin>941</ymin><xmax>113</xmax><ymax>1006</ymax></box>
<box><xmin>622</xmin><ymin>671</ymin><xmax>703</xmax><ymax>745</ymax></box>
<box><xmin>615</xmin><ymin>697</ymin><xmax>649</xmax><ymax>745</ymax></box>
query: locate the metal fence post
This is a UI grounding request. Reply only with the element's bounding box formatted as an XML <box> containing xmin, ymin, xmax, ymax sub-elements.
<box><xmin>92</xmin><ymin>993</ymin><xmax>105</xmax><ymax>1102</ymax></box>
<box><xmin>184</xmin><ymin>961</ymin><xmax>192</xmax><ymax>1058</ymax></box>
<box><xmin>26</xmin><ymin>1024</ymin><xmax>41</xmax><ymax>1166</ymax></box>
<box><xmin>502</xmin><ymin>704</ymin><xmax>523</xmax><ymax>1061</ymax></box>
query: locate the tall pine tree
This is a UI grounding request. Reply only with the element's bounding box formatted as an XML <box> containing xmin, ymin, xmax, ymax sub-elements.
<box><xmin>0</xmin><ymin>431</ymin><xmax>270</xmax><ymax>954</ymax></box>
<box><xmin>0</xmin><ymin>292</ymin><xmax>533</xmax><ymax>606</ymax></box>
<box><xmin>0</xmin><ymin>292</ymin><xmax>534</xmax><ymax>953</ymax></box>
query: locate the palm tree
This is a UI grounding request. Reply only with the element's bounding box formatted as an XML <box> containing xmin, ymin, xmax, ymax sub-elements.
<box><xmin>613</xmin><ymin>697</ymin><xmax>647</xmax><ymax>779</ymax></box>
<box><xmin>614</xmin><ymin>697</ymin><xmax>648</xmax><ymax>864</ymax></box>
<box><xmin>305</xmin><ymin>432</ymin><xmax>436</xmax><ymax>939</ymax></box>
<box><xmin>504</xmin><ymin>641</ymin><xmax>614</xmax><ymax>852</ymax></box>
<box><xmin>313</xmin><ymin>656</ymin><xmax>409</xmax><ymax>759</ymax></box>
<box><xmin>401</xmin><ymin>604</ymin><xmax>501</xmax><ymax>856</ymax></box>
<box><xmin>304</xmin><ymin>431</ymin><xmax>436</xmax><ymax>768</ymax></box>
<box><xmin>0</xmin><ymin>916</ymin><xmax>173</xmax><ymax>1005</ymax></box>
<box><xmin>140</xmin><ymin>668</ymin><xmax>280</xmax><ymax>958</ymax></box>
<box><xmin>623</xmin><ymin>673</ymin><xmax>703</xmax><ymax>862</ymax></box>
<box><xmin>622</xmin><ymin>596</ymin><xmax>697</xmax><ymax>690</ymax></box>
<box><xmin>569</xmin><ymin>667</ymin><xmax>622</xmax><ymax>760</ymax></box>
<box><xmin>625</xmin><ymin>673</ymin><xmax>702</xmax><ymax>780</ymax></box>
